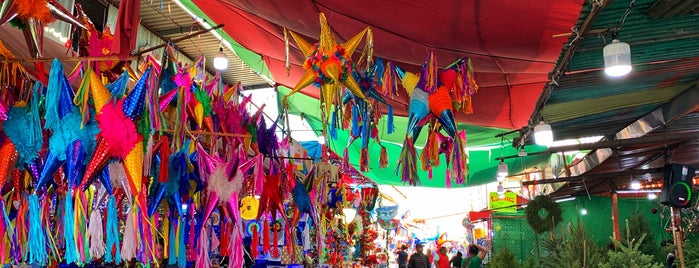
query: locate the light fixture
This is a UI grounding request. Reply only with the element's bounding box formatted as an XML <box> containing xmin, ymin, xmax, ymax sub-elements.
<box><xmin>497</xmin><ymin>160</ymin><xmax>508</xmax><ymax>178</ymax></box>
<box><xmin>603</xmin><ymin>37</ymin><xmax>632</xmax><ymax>77</ymax></box>
<box><xmin>580</xmin><ymin>207</ymin><xmax>588</xmax><ymax>215</ymax></box>
<box><xmin>317</xmin><ymin>135</ymin><xmax>326</xmax><ymax>145</ymax></box>
<box><xmin>555</xmin><ymin>197</ymin><xmax>576</xmax><ymax>203</ymax></box>
<box><xmin>342</xmin><ymin>208</ymin><xmax>357</xmax><ymax>225</ymax></box>
<box><xmin>213</xmin><ymin>47</ymin><xmax>228</xmax><ymax>71</ymax></box>
<box><xmin>648</xmin><ymin>193</ymin><xmax>657</xmax><ymax>200</ymax></box>
<box><xmin>630</xmin><ymin>179</ymin><xmax>641</xmax><ymax>190</ymax></box>
<box><xmin>534</xmin><ymin>121</ymin><xmax>553</xmax><ymax>146</ymax></box>
<box><xmin>518</xmin><ymin>148</ymin><xmax>528</xmax><ymax>157</ymax></box>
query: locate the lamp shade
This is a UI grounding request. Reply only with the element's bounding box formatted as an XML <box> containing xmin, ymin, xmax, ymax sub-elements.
<box><xmin>496</xmin><ymin>184</ymin><xmax>505</xmax><ymax>198</ymax></box>
<box><xmin>213</xmin><ymin>47</ymin><xmax>228</xmax><ymax>71</ymax></box>
<box><xmin>497</xmin><ymin>160</ymin><xmax>508</xmax><ymax>178</ymax></box>
<box><xmin>603</xmin><ymin>39</ymin><xmax>631</xmax><ymax>77</ymax></box>
<box><xmin>534</xmin><ymin>121</ymin><xmax>553</xmax><ymax>146</ymax></box>
<box><xmin>342</xmin><ymin>208</ymin><xmax>357</xmax><ymax>225</ymax></box>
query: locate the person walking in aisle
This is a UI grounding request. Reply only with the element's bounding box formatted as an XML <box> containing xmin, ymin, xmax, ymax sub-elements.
<box><xmin>396</xmin><ymin>245</ymin><xmax>409</xmax><ymax>268</ymax></box>
<box><xmin>408</xmin><ymin>244</ymin><xmax>430</xmax><ymax>268</ymax></box>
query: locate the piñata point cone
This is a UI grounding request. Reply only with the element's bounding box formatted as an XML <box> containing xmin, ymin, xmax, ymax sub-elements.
<box><xmin>122</xmin><ymin>140</ymin><xmax>143</xmax><ymax>195</ymax></box>
<box><xmin>82</xmin><ymin>137</ymin><xmax>111</xmax><ymax>189</ymax></box>
<box><xmin>37</xmin><ymin>152</ymin><xmax>63</xmax><ymax>192</ymax></box>
<box><xmin>122</xmin><ymin>67</ymin><xmax>151</xmax><ymax>120</ymax></box>
<box><xmin>66</xmin><ymin>140</ymin><xmax>85</xmax><ymax>189</ymax></box>
<box><xmin>0</xmin><ymin>139</ymin><xmax>18</xmax><ymax>188</ymax></box>
<box><xmin>90</xmin><ymin>69</ymin><xmax>110</xmax><ymax>113</ymax></box>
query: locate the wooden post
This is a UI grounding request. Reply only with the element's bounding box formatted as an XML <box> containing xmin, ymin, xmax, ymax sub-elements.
<box><xmin>671</xmin><ymin>207</ymin><xmax>686</xmax><ymax>268</ymax></box>
<box><xmin>611</xmin><ymin>191</ymin><xmax>621</xmax><ymax>242</ymax></box>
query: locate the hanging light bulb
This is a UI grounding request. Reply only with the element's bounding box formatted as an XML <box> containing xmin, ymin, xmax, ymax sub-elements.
<box><xmin>213</xmin><ymin>47</ymin><xmax>228</xmax><ymax>71</ymax></box>
<box><xmin>603</xmin><ymin>34</ymin><xmax>632</xmax><ymax>77</ymax></box>
<box><xmin>648</xmin><ymin>193</ymin><xmax>657</xmax><ymax>200</ymax></box>
<box><xmin>580</xmin><ymin>207</ymin><xmax>588</xmax><ymax>215</ymax></box>
<box><xmin>534</xmin><ymin>121</ymin><xmax>553</xmax><ymax>146</ymax></box>
<box><xmin>497</xmin><ymin>160</ymin><xmax>508</xmax><ymax>178</ymax></box>
<box><xmin>342</xmin><ymin>208</ymin><xmax>357</xmax><ymax>225</ymax></box>
<box><xmin>630</xmin><ymin>179</ymin><xmax>641</xmax><ymax>190</ymax></box>
<box><xmin>518</xmin><ymin>148</ymin><xmax>528</xmax><ymax>157</ymax></box>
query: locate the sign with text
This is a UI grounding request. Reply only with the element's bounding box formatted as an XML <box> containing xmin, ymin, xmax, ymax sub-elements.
<box><xmin>489</xmin><ymin>192</ymin><xmax>517</xmax><ymax>213</ymax></box>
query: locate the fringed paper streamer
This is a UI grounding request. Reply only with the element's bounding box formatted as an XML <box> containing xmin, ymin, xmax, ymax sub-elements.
<box><xmin>45</xmin><ymin>59</ymin><xmax>66</xmax><ymax>129</ymax></box>
<box><xmin>17</xmin><ymin>198</ymin><xmax>28</xmax><ymax>259</ymax></box>
<box><xmin>120</xmin><ymin>207</ymin><xmax>137</xmax><ymax>262</ymax></box>
<box><xmin>177</xmin><ymin>216</ymin><xmax>186</xmax><ymax>267</ymax></box>
<box><xmin>272</xmin><ymin>223</ymin><xmax>280</xmax><ymax>258</ymax></box>
<box><xmin>26</xmin><ymin>194</ymin><xmax>47</xmax><ymax>265</ymax></box>
<box><xmin>360</xmin><ymin>28</ymin><xmax>374</xmax><ymax>68</ymax></box>
<box><xmin>0</xmin><ymin>208</ymin><xmax>5</xmax><ymax>264</ymax></box>
<box><xmin>251</xmin><ymin>223</ymin><xmax>259</xmax><ymax>259</ymax></box>
<box><xmin>285</xmin><ymin>225</ymin><xmax>293</xmax><ymax>259</ymax></box>
<box><xmin>360</xmin><ymin>148</ymin><xmax>369</xmax><ymax>172</ymax></box>
<box><xmin>64</xmin><ymin>191</ymin><xmax>78</xmax><ymax>264</ymax></box>
<box><xmin>172</xmin><ymin>86</ymin><xmax>186</xmax><ymax>150</ymax></box>
<box><xmin>396</xmin><ymin>138</ymin><xmax>419</xmax><ymax>185</ymax></box>
<box><xmin>387</xmin><ymin>105</ymin><xmax>394</xmax><ymax>134</ymax></box>
<box><xmin>420</xmin><ymin>130</ymin><xmax>439</xmax><ymax>171</ymax></box>
<box><xmin>75</xmin><ymin>191</ymin><xmax>90</xmax><ymax>263</ymax></box>
<box><xmin>341</xmin><ymin>148</ymin><xmax>350</xmax><ymax>172</ymax></box>
<box><xmin>75</xmin><ymin>66</ymin><xmax>91</xmax><ymax>124</ymax></box>
<box><xmin>381</xmin><ymin>61</ymin><xmax>398</xmax><ymax>98</ymax></box>
<box><xmin>451</xmin><ymin>130</ymin><xmax>469</xmax><ymax>184</ymax></box>
<box><xmin>151</xmin><ymin>213</ymin><xmax>161</xmax><ymax>261</ymax></box>
<box><xmin>379</xmin><ymin>146</ymin><xmax>388</xmax><ymax>169</ymax></box>
<box><xmin>88</xmin><ymin>208</ymin><xmax>105</xmax><ymax>259</ymax></box>
<box><xmin>195</xmin><ymin>226</ymin><xmax>210</xmax><ymax>268</ymax></box>
<box><xmin>262</xmin><ymin>220</ymin><xmax>271</xmax><ymax>254</ymax></box>
<box><xmin>418</xmin><ymin>51</ymin><xmax>438</xmax><ymax>94</ymax></box>
<box><xmin>219</xmin><ymin>220</ymin><xmax>230</xmax><ymax>257</ymax></box>
<box><xmin>104</xmin><ymin>196</ymin><xmax>121</xmax><ymax>264</ymax></box>
<box><xmin>168</xmin><ymin>219</ymin><xmax>176</xmax><ymax>266</ymax></box>
<box><xmin>186</xmin><ymin>206</ymin><xmax>196</xmax><ymax>263</ymax></box>
<box><xmin>143</xmin><ymin>135</ymin><xmax>154</xmax><ymax>177</ymax></box>
<box><xmin>329</xmin><ymin>110</ymin><xmax>338</xmax><ymax>140</ymax></box>
<box><xmin>164</xmin><ymin>212</ymin><xmax>171</xmax><ymax>260</ymax></box>
<box><xmin>351</xmin><ymin>106</ymin><xmax>359</xmax><ymax>137</ymax></box>
<box><xmin>445</xmin><ymin>169</ymin><xmax>452</xmax><ymax>188</ymax></box>
<box><xmin>228</xmin><ymin>221</ymin><xmax>244</xmax><ymax>268</ymax></box>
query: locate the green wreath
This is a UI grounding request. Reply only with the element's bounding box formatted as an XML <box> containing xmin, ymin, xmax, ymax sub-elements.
<box><xmin>525</xmin><ymin>195</ymin><xmax>563</xmax><ymax>234</ymax></box>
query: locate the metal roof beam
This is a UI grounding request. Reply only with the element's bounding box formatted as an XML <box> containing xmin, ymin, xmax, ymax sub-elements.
<box><xmin>158</xmin><ymin>27</ymin><xmax>193</xmax><ymax>37</ymax></box>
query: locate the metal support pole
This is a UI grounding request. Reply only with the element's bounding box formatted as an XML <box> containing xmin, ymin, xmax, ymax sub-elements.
<box><xmin>671</xmin><ymin>207</ymin><xmax>686</xmax><ymax>268</ymax></box>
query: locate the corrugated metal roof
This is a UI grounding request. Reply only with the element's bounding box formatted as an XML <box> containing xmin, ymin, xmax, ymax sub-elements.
<box><xmin>525</xmin><ymin>0</ymin><xmax>699</xmax><ymax>197</ymax></box>
<box><xmin>119</xmin><ymin>0</ymin><xmax>270</xmax><ymax>87</ymax></box>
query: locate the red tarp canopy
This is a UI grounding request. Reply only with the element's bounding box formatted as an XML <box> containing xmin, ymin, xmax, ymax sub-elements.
<box><xmin>194</xmin><ymin>0</ymin><xmax>583</xmax><ymax>129</ymax></box>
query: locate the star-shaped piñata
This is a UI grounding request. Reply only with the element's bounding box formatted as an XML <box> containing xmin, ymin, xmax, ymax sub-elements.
<box><xmin>285</xmin><ymin>12</ymin><xmax>370</xmax><ymax>121</ymax></box>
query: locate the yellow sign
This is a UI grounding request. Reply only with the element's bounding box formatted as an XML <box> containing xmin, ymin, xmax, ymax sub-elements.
<box><xmin>489</xmin><ymin>192</ymin><xmax>517</xmax><ymax>213</ymax></box>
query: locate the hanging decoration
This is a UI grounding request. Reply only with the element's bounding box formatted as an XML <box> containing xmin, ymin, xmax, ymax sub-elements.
<box><xmin>284</xmin><ymin>12</ymin><xmax>372</xmax><ymax>126</ymax></box>
<box><xmin>0</xmin><ymin>2</ymin><xmax>486</xmax><ymax>267</ymax></box>
<box><xmin>524</xmin><ymin>195</ymin><xmax>563</xmax><ymax>234</ymax></box>
<box><xmin>395</xmin><ymin>52</ymin><xmax>477</xmax><ymax>186</ymax></box>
